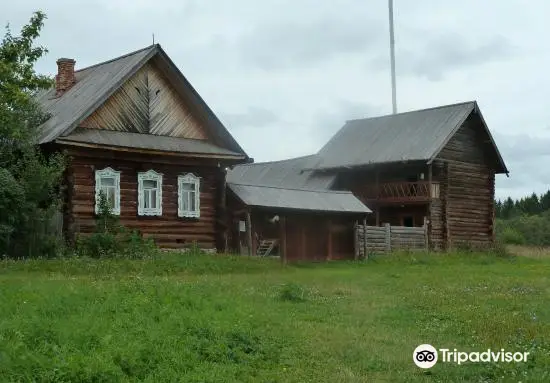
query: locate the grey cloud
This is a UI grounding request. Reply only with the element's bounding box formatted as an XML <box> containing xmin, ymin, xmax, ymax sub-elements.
<box><xmin>232</xmin><ymin>100</ymin><xmax>381</xmax><ymax>163</ymax></box>
<box><xmin>310</xmin><ymin>100</ymin><xmax>383</xmax><ymax>148</ymax></box>
<box><xmin>371</xmin><ymin>33</ymin><xmax>515</xmax><ymax>81</ymax></box>
<box><xmin>494</xmin><ymin>132</ymin><xmax>550</xmax><ymax>199</ymax></box>
<box><xmin>221</xmin><ymin>106</ymin><xmax>279</xmax><ymax>129</ymax></box>
<box><xmin>238</xmin><ymin>16</ymin><xmax>384</xmax><ymax>70</ymax></box>
<box><xmin>494</xmin><ymin>132</ymin><xmax>550</xmax><ymax>163</ymax></box>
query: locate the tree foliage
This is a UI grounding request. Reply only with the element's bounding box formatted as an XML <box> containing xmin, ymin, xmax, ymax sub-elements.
<box><xmin>495</xmin><ymin>190</ymin><xmax>550</xmax><ymax>219</ymax></box>
<box><xmin>495</xmin><ymin>190</ymin><xmax>550</xmax><ymax>247</ymax></box>
<box><xmin>0</xmin><ymin>11</ymin><xmax>65</xmax><ymax>258</ymax></box>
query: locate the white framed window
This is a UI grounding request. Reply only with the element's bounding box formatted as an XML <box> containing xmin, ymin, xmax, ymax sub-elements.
<box><xmin>138</xmin><ymin>170</ymin><xmax>163</xmax><ymax>216</ymax></box>
<box><xmin>95</xmin><ymin>167</ymin><xmax>121</xmax><ymax>215</ymax></box>
<box><xmin>178</xmin><ymin>173</ymin><xmax>200</xmax><ymax>218</ymax></box>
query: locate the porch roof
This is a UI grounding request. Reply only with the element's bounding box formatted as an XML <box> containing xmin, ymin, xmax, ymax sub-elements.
<box><xmin>228</xmin><ymin>183</ymin><xmax>371</xmax><ymax>214</ymax></box>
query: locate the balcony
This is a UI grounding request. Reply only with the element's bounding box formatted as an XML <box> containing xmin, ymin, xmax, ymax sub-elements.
<box><xmin>363</xmin><ymin>181</ymin><xmax>440</xmax><ymax>203</ymax></box>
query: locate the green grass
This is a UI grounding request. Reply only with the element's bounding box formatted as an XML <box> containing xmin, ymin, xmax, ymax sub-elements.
<box><xmin>1</xmin><ymin>252</ymin><xmax>549</xmax><ymax>382</ymax></box>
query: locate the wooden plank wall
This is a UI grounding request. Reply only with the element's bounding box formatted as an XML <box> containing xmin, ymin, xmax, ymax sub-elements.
<box><xmin>227</xmin><ymin>206</ymin><xmax>359</xmax><ymax>261</ymax></box>
<box><xmin>282</xmin><ymin>215</ymin><xmax>352</xmax><ymax>261</ymax></box>
<box><xmin>65</xmin><ymin>148</ymin><xmax>223</xmax><ymax>249</ymax></box>
<box><xmin>356</xmin><ymin>224</ymin><xmax>427</xmax><ymax>257</ymax></box>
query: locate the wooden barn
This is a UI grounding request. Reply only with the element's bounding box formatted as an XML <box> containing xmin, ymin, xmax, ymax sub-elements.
<box><xmin>36</xmin><ymin>45</ymin><xmax>249</xmax><ymax>250</ymax></box>
<box><xmin>304</xmin><ymin>101</ymin><xmax>508</xmax><ymax>249</ymax></box>
<box><xmin>226</xmin><ymin>157</ymin><xmax>371</xmax><ymax>261</ymax></box>
<box><xmin>229</xmin><ymin>101</ymin><xmax>508</xmax><ymax>253</ymax></box>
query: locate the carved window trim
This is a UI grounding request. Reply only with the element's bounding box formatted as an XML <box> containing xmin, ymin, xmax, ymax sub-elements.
<box><xmin>95</xmin><ymin>167</ymin><xmax>121</xmax><ymax>215</ymax></box>
<box><xmin>178</xmin><ymin>173</ymin><xmax>200</xmax><ymax>218</ymax></box>
<box><xmin>137</xmin><ymin>170</ymin><xmax>163</xmax><ymax>216</ymax></box>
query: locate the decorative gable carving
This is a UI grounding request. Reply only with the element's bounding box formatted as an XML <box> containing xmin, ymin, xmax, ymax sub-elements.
<box><xmin>80</xmin><ymin>63</ymin><xmax>208</xmax><ymax>140</ymax></box>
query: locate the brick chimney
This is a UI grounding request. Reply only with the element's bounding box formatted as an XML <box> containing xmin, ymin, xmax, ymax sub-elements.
<box><xmin>55</xmin><ymin>58</ymin><xmax>76</xmax><ymax>96</ymax></box>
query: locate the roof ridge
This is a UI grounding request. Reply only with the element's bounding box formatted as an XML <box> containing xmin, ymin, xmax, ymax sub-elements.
<box><xmin>228</xmin><ymin>182</ymin><xmax>350</xmax><ymax>194</ymax></box>
<box><xmin>346</xmin><ymin>100</ymin><xmax>476</xmax><ymax>123</ymax></box>
<box><xmin>234</xmin><ymin>154</ymin><xmax>316</xmax><ymax>167</ymax></box>
<box><xmin>75</xmin><ymin>44</ymin><xmax>158</xmax><ymax>73</ymax></box>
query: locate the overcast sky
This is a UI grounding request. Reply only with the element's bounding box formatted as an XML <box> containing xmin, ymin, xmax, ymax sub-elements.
<box><xmin>3</xmin><ymin>0</ymin><xmax>550</xmax><ymax>200</ymax></box>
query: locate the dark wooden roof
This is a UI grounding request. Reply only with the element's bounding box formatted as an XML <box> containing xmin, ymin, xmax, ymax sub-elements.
<box><xmin>227</xmin><ymin>155</ymin><xmax>336</xmax><ymax>190</ymax></box>
<box><xmin>229</xmin><ymin>183</ymin><xmax>370</xmax><ymax>214</ymax></box>
<box><xmin>228</xmin><ymin>156</ymin><xmax>370</xmax><ymax>213</ymax></box>
<box><xmin>36</xmin><ymin>44</ymin><xmax>249</xmax><ymax>159</ymax></box>
<box><xmin>58</xmin><ymin>128</ymin><xmax>246</xmax><ymax>158</ymax></box>
<box><xmin>306</xmin><ymin>101</ymin><xmax>508</xmax><ymax>174</ymax></box>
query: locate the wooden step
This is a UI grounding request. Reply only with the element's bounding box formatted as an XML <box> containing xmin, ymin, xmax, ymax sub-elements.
<box><xmin>256</xmin><ymin>239</ymin><xmax>278</xmax><ymax>256</ymax></box>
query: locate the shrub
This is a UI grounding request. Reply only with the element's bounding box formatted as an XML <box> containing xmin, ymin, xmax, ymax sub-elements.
<box><xmin>496</xmin><ymin>212</ymin><xmax>550</xmax><ymax>247</ymax></box>
<box><xmin>278</xmin><ymin>283</ymin><xmax>307</xmax><ymax>302</ymax></box>
<box><xmin>500</xmin><ymin>226</ymin><xmax>526</xmax><ymax>245</ymax></box>
<box><xmin>75</xmin><ymin>193</ymin><xmax>159</xmax><ymax>259</ymax></box>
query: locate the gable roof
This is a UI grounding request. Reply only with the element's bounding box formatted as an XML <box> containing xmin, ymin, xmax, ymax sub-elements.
<box><xmin>36</xmin><ymin>44</ymin><xmax>248</xmax><ymax>158</ymax></box>
<box><xmin>228</xmin><ymin>183</ymin><xmax>371</xmax><ymax>214</ymax></box>
<box><xmin>227</xmin><ymin>155</ymin><xmax>336</xmax><ymax>190</ymax></box>
<box><xmin>228</xmin><ymin>156</ymin><xmax>370</xmax><ymax>213</ymax></box>
<box><xmin>307</xmin><ymin>101</ymin><xmax>507</xmax><ymax>173</ymax></box>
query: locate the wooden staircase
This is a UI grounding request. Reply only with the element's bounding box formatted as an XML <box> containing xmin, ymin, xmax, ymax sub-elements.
<box><xmin>256</xmin><ymin>239</ymin><xmax>278</xmax><ymax>256</ymax></box>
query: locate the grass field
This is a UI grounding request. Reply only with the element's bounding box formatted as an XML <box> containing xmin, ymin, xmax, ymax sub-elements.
<box><xmin>1</xmin><ymin>252</ymin><xmax>549</xmax><ymax>382</ymax></box>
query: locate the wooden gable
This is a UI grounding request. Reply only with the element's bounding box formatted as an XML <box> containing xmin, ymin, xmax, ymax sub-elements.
<box><xmin>435</xmin><ymin>112</ymin><xmax>499</xmax><ymax>169</ymax></box>
<box><xmin>80</xmin><ymin>62</ymin><xmax>208</xmax><ymax>140</ymax></box>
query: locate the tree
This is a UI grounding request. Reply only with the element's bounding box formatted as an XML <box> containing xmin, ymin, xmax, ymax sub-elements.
<box><xmin>501</xmin><ymin>197</ymin><xmax>516</xmax><ymax>219</ymax></box>
<box><xmin>0</xmin><ymin>11</ymin><xmax>65</xmax><ymax>258</ymax></box>
<box><xmin>495</xmin><ymin>199</ymin><xmax>503</xmax><ymax>218</ymax></box>
<box><xmin>540</xmin><ymin>190</ymin><xmax>550</xmax><ymax>213</ymax></box>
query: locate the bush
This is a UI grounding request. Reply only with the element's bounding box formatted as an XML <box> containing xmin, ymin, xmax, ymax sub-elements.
<box><xmin>500</xmin><ymin>226</ymin><xmax>526</xmax><ymax>245</ymax></box>
<box><xmin>496</xmin><ymin>212</ymin><xmax>550</xmax><ymax>247</ymax></box>
<box><xmin>0</xmin><ymin>154</ymin><xmax>65</xmax><ymax>258</ymax></box>
<box><xmin>75</xmin><ymin>193</ymin><xmax>159</xmax><ymax>259</ymax></box>
<box><xmin>278</xmin><ymin>283</ymin><xmax>307</xmax><ymax>302</ymax></box>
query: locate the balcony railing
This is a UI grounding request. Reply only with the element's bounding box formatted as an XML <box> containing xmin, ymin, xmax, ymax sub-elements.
<box><xmin>363</xmin><ymin>181</ymin><xmax>440</xmax><ymax>202</ymax></box>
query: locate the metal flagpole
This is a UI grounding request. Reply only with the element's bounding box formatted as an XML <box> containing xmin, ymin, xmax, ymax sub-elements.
<box><xmin>388</xmin><ymin>0</ymin><xmax>397</xmax><ymax>114</ymax></box>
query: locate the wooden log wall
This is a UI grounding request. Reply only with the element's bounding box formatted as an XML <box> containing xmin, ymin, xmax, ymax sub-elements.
<box><xmin>65</xmin><ymin>148</ymin><xmax>223</xmax><ymax>250</ymax></box>
<box><xmin>429</xmin><ymin>162</ymin><xmax>446</xmax><ymax>250</ymax></box>
<box><xmin>435</xmin><ymin>113</ymin><xmax>498</xmax><ymax>249</ymax></box>
<box><xmin>445</xmin><ymin>162</ymin><xmax>495</xmax><ymax>248</ymax></box>
<box><xmin>355</xmin><ymin>224</ymin><xmax>427</xmax><ymax>257</ymax></box>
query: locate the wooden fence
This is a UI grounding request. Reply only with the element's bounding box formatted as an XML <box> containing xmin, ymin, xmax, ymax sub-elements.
<box><xmin>49</xmin><ymin>211</ymin><xmax>64</xmax><ymax>240</ymax></box>
<box><xmin>355</xmin><ymin>223</ymin><xmax>428</xmax><ymax>258</ymax></box>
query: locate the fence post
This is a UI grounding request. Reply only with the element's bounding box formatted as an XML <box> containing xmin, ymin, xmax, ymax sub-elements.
<box><xmin>353</xmin><ymin>221</ymin><xmax>359</xmax><ymax>260</ymax></box>
<box><xmin>384</xmin><ymin>223</ymin><xmax>391</xmax><ymax>253</ymax></box>
<box><xmin>363</xmin><ymin>224</ymin><xmax>367</xmax><ymax>259</ymax></box>
<box><xmin>362</xmin><ymin>218</ymin><xmax>368</xmax><ymax>260</ymax></box>
<box><xmin>423</xmin><ymin>217</ymin><xmax>429</xmax><ymax>251</ymax></box>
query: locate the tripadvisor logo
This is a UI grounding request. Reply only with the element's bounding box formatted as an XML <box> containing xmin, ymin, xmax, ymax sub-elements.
<box><xmin>413</xmin><ymin>344</ymin><xmax>530</xmax><ymax>369</ymax></box>
<box><xmin>413</xmin><ymin>344</ymin><xmax>438</xmax><ymax>369</ymax></box>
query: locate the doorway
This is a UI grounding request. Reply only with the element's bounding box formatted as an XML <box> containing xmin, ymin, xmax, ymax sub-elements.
<box><xmin>402</xmin><ymin>216</ymin><xmax>414</xmax><ymax>227</ymax></box>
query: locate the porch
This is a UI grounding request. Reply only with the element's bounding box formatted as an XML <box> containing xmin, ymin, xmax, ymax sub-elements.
<box><xmin>363</xmin><ymin>181</ymin><xmax>440</xmax><ymax>203</ymax></box>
